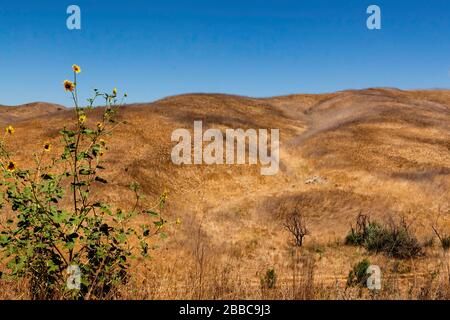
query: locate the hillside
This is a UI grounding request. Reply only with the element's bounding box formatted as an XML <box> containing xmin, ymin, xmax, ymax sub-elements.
<box><xmin>0</xmin><ymin>102</ymin><xmax>66</xmax><ymax>124</ymax></box>
<box><xmin>1</xmin><ymin>88</ymin><xmax>449</xmax><ymax>299</ymax></box>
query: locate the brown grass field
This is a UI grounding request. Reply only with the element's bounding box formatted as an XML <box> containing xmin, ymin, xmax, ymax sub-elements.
<box><xmin>1</xmin><ymin>88</ymin><xmax>449</xmax><ymax>299</ymax></box>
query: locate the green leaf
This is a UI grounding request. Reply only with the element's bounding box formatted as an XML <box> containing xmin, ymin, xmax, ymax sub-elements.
<box><xmin>64</xmin><ymin>241</ymin><xmax>75</xmax><ymax>250</ymax></box>
<box><xmin>145</xmin><ymin>210</ymin><xmax>159</xmax><ymax>217</ymax></box>
<box><xmin>117</xmin><ymin>232</ymin><xmax>127</xmax><ymax>243</ymax></box>
<box><xmin>95</xmin><ymin>177</ymin><xmax>108</xmax><ymax>184</ymax></box>
<box><xmin>79</xmin><ymin>168</ymin><xmax>94</xmax><ymax>175</ymax></box>
<box><xmin>159</xmin><ymin>232</ymin><xmax>168</xmax><ymax>240</ymax></box>
<box><xmin>47</xmin><ymin>260</ymin><xmax>59</xmax><ymax>273</ymax></box>
<box><xmin>100</xmin><ymin>204</ymin><xmax>112</xmax><ymax>215</ymax></box>
<box><xmin>77</xmin><ymin>152</ymin><xmax>93</xmax><ymax>160</ymax></box>
<box><xmin>154</xmin><ymin>219</ymin><xmax>166</xmax><ymax>228</ymax></box>
<box><xmin>140</xmin><ymin>241</ymin><xmax>148</xmax><ymax>257</ymax></box>
<box><xmin>41</xmin><ymin>173</ymin><xmax>54</xmax><ymax>180</ymax></box>
<box><xmin>82</xmin><ymin>129</ymin><xmax>96</xmax><ymax>136</ymax></box>
<box><xmin>60</xmin><ymin>129</ymin><xmax>76</xmax><ymax>137</ymax></box>
<box><xmin>91</xmin><ymin>145</ymin><xmax>101</xmax><ymax>157</ymax></box>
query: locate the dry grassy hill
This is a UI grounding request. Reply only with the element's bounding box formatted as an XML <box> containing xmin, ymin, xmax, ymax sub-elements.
<box><xmin>0</xmin><ymin>102</ymin><xmax>66</xmax><ymax>125</ymax></box>
<box><xmin>1</xmin><ymin>88</ymin><xmax>449</xmax><ymax>299</ymax></box>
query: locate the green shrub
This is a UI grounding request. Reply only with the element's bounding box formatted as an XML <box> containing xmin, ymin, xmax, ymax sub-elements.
<box><xmin>364</xmin><ymin>222</ymin><xmax>390</xmax><ymax>253</ymax></box>
<box><xmin>345</xmin><ymin>214</ymin><xmax>422</xmax><ymax>259</ymax></box>
<box><xmin>345</xmin><ymin>228</ymin><xmax>365</xmax><ymax>246</ymax></box>
<box><xmin>261</xmin><ymin>268</ymin><xmax>277</xmax><ymax>289</ymax></box>
<box><xmin>345</xmin><ymin>213</ymin><xmax>370</xmax><ymax>246</ymax></box>
<box><xmin>347</xmin><ymin>259</ymin><xmax>370</xmax><ymax>288</ymax></box>
<box><xmin>382</xmin><ymin>220</ymin><xmax>422</xmax><ymax>259</ymax></box>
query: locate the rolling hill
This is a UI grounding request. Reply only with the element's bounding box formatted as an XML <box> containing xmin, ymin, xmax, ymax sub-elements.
<box><xmin>1</xmin><ymin>88</ymin><xmax>449</xmax><ymax>299</ymax></box>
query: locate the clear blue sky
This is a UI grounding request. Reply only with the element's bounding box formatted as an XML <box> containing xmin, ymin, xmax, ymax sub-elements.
<box><xmin>0</xmin><ymin>0</ymin><xmax>449</xmax><ymax>106</ymax></box>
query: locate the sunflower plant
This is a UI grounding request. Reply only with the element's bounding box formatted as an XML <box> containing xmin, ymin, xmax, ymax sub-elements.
<box><xmin>0</xmin><ymin>65</ymin><xmax>170</xmax><ymax>299</ymax></box>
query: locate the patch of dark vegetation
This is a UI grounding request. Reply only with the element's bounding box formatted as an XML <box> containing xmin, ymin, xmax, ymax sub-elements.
<box><xmin>347</xmin><ymin>258</ymin><xmax>370</xmax><ymax>288</ymax></box>
<box><xmin>345</xmin><ymin>213</ymin><xmax>422</xmax><ymax>259</ymax></box>
<box><xmin>260</xmin><ymin>268</ymin><xmax>277</xmax><ymax>290</ymax></box>
<box><xmin>391</xmin><ymin>167</ymin><xmax>450</xmax><ymax>182</ymax></box>
<box><xmin>432</xmin><ymin>226</ymin><xmax>450</xmax><ymax>251</ymax></box>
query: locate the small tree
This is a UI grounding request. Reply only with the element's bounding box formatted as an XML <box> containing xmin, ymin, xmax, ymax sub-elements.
<box><xmin>0</xmin><ymin>65</ymin><xmax>174</xmax><ymax>299</ymax></box>
<box><xmin>282</xmin><ymin>202</ymin><xmax>308</xmax><ymax>247</ymax></box>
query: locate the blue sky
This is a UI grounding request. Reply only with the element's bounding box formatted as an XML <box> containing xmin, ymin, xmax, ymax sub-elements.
<box><xmin>0</xmin><ymin>0</ymin><xmax>449</xmax><ymax>106</ymax></box>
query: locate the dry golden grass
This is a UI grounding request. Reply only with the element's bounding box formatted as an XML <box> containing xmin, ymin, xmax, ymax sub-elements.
<box><xmin>0</xmin><ymin>88</ymin><xmax>449</xmax><ymax>299</ymax></box>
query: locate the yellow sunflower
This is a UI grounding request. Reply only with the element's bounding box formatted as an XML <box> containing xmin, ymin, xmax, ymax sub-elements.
<box><xmin>72</xmin><ymin>64</ymin><xmax>81</xmax><ymax>73</ymax></box>
<box><xmin>112</xmin><ymin>88</ymin><xmax>117</xmax><ymax>96</ymax></box>
<box><xmin>5</xmin><ymin>125</ymin><xmax>15</xmax><ymax>135</ymax></box>
<box><xmin>78</xmin><ymin>114</ymin><xmax>87</xmax><ymax>124</ymax></box>
<box><xmin>64</xmin><ymin>80</ymin><xmax>75</xmax><ymax>92</ymax></box>
<box><xmin>6</xmin><ymin>161</ymin><xmax>16</xmax><ymax>172</ymax></box>
<box><xmin>43</xmin><ymin>142</ymin><xmax>52</xmax><ymax>152</ymax></box>
<box><xmin>96</xmin><ymin>122</ymin><xmax>103</xmax><ymax>130</ymax></box>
